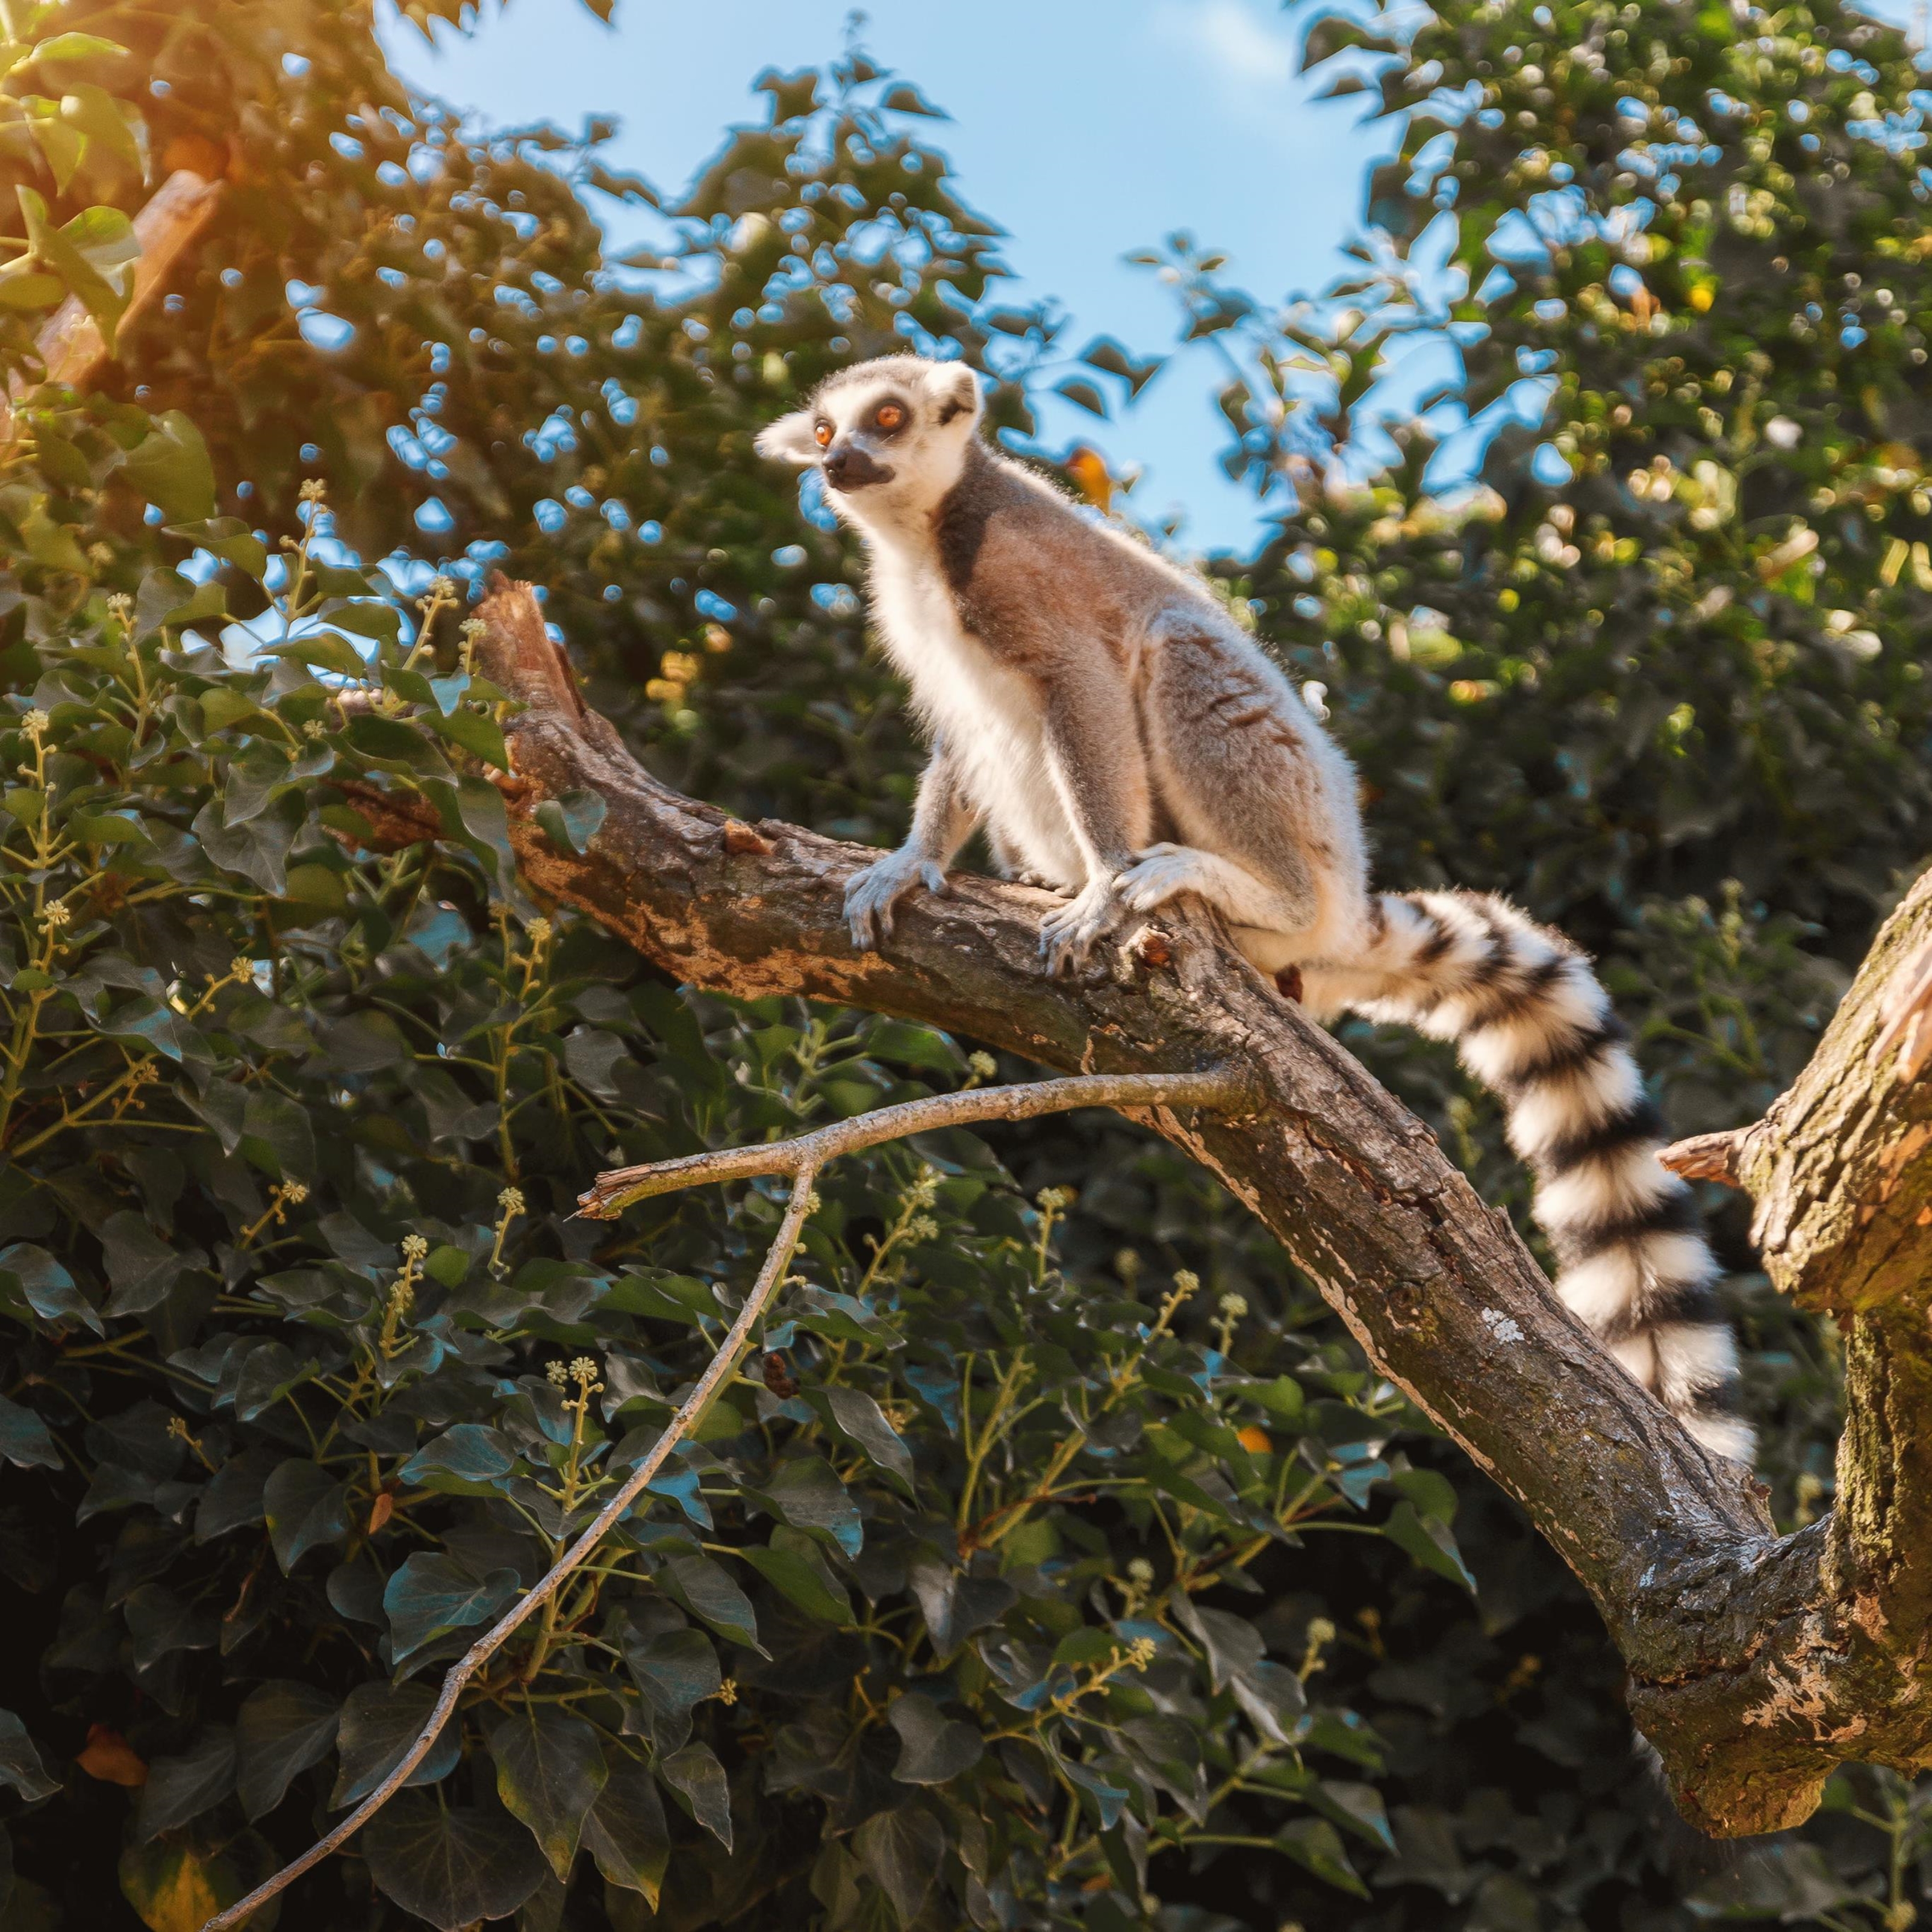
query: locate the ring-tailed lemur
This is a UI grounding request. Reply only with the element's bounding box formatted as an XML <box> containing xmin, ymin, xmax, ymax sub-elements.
<box><xmin>758</xmin><ymin>354</ymin><xmax>1753</xmax><ymax>1464</ymax></box>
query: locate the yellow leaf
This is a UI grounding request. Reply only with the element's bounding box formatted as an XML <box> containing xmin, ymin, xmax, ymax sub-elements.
<box><xmin>119</xmin><ymin>1843</ymin><xmax>231</xmax><ymax>1932</ymax></box>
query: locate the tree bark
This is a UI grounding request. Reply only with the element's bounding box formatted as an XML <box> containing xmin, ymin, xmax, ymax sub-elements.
<box><xmin>346</xmin><ymin>578</ymin><xmax>1932</xmax><ymax>1836</ymax></box>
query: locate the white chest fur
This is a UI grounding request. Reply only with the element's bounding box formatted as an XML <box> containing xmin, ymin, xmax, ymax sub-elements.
<box><xmin>862</xmin><ymin>535</ymin><xmax>1088</xmax><ymax>888</ymax></box>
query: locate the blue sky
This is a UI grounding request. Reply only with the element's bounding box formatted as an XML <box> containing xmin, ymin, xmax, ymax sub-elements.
<box><xmin>379</xmin><ymin>0</ymin><xmax>1924</xmax><ymax>555</ymax></box>
<box><xmin>376</xmin><ymin>0</ymin><xmax>1401</xmax><ymax>551</ymax></box>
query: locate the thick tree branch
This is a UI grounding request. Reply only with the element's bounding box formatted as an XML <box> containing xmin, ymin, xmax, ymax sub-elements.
<box><xmin>338</xmin><ymin>578</ymin><xmax>1932</xmax><ymax>1836</ymax></box>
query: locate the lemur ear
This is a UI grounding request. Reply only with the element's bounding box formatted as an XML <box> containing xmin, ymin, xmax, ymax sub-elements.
<box><xmin>932</xmin><ymin>363</ymin><xmax>981</xmax><ymax>429</ymax></box>
<box><xmin>756</xmin><ymin>410</ymin><xmax>821</xmax><ymax>464</ymax></box>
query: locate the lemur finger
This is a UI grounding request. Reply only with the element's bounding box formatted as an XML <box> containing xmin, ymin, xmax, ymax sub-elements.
<box><xmin>918</xmin><ymin>863</ymin><xmax>950</xmax><ymax>897</ymax></box>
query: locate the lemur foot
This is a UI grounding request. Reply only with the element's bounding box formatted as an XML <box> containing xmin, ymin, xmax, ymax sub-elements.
<box><xmin>1117</xmin><ymin>843</ymin><xmax>1208</xmax><ymax>914</ymax></box>
<box><xmin>844</xmin><ymin>848</ymin><xmax>950</xmax><ymax>949</ymax></box>
<box><xmin>1038</xmin><ymin>879</ymin><xmax>1121</xmax><ymax>976</ymax></box>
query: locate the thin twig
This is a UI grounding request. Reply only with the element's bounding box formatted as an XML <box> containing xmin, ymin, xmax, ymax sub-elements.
<box><xmin>202</xmin><ymin>1070</ymin><xmax>1249</xmax><ymax>1928</ymax></box>
<box><xmin>578</xmin><ymin>1070</ymin><xmax>1249</xmax><ymax>1218</ymax></box>
<box><xmin>199</xmin><ymin>1168</ymin><xmax>818</xmax><ymax>1932</ymax></box>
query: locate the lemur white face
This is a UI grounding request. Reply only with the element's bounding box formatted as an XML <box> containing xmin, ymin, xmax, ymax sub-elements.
<box><xmin>756</xmin><ymin>355</ymin><xmax>982</xmax><ymax>516</ymax></box>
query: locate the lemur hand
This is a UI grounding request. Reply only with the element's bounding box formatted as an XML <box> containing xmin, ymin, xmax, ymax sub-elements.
<box><xmin>1038</xmin><ymin>878</ymin><xmax>1121</xmax><ymax>976</ymax></box>
<box><xmin>844</xmin><ymin>846</ymin><xmax>950</xmax><ymax>949</ymax></box>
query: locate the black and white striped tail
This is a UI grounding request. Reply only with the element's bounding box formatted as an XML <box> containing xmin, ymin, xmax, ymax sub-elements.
<box><xmin>1302</xmin><ymin>890</ymin><xmax>1753</xmax><ymax>1464</ymax></box>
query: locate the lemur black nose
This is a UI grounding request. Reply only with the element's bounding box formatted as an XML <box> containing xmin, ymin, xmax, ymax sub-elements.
<box><xmin>822</xmin><ymin>442</ymin><xmax>888</xmax><ymax>491</ymax></box>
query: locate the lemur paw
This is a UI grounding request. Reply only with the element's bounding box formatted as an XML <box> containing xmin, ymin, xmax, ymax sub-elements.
<box><xmin>1118</xmin><ymin>843</ymin><xmax>1206</xmax><ymax>914</ymax></box>
<box><xmin>1038</xmin><ymin>880</ymin><xmax>1120</xmax><ymax>976</ymax></box>
<box><xmin>844</xmin><ymin>849</ymin><xmax>950</xmax><ymax>949</ymax></box>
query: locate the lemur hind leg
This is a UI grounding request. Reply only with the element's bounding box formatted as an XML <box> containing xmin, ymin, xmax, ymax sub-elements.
<box><xmin>1117</xmin><ymin>611</ymin><xmax>1353</xmax><ymax>946</ymax></box>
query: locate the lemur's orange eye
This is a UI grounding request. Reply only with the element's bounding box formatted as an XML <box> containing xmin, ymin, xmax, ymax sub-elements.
<box><xmin>814</xmin><ymin>421</ymin><xmax>833</xmax><ymax>448</ymax></box>
<box><xmin>875</xmin><ymin>402</ymin><xmax>905</xmax><ymax>431</ymax></box>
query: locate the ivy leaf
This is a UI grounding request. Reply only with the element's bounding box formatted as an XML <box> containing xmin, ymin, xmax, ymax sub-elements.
<box><xmin>753</xmin><ymin>1454</ymin><xmax>862</xmax><ymax>1556</ymax></box>
<box><xmin>581</xmin><ymin>1749</ymin><xmax>671</xmax><ymax>1904</ymax></box>
<box><xmin>99</xmin><ymin>1211</ymin><xmax>189</xmax><ymax>1317</ymax></box>
<box><xmin>399</xmin><ymin>1423</ymin><xmax>519</xmax><ymax>1494</ymax></box>
<box><xmin>235</xmin><ymin>1681</ymin><xmax>339</xmax><ymax>1819</ymax></box>
<box><xmin>854</xmin><ymin>1805</ymin><xmax>944</xmax><ymax>1925</ymax></box>
<box><xmin>888</xmin><ymin>1692</ymin><xmax>983</xmax><ymax>1785</ymax></box>
<box><xmin>533</xmin><ymin>788</ymin><xmax>607</xmax><ymax>855</ymax></box>
<box><xmin>659</xmin><ymin>1553</ymin><xmax>762</xmax><ymax>1653</ymax></box>
<box><xmin>263</xmin><ymin>1458</ymin><xmax>351</xmax><ymax>1572</ymax></box>
<box><xmin>487</xmin><ymin>1707</ymin><xmax>608</xmax><ymax>1881</ymax></box>
<box><xmin>363</xmin><ymin>1790</ymin><xmax>549</xmax><ymax>1932</ymax></box>
<box><xmin>330</xmin><ymin>1681</ymin><xmax>463</xmax><ymax>1808</ymax></box>
<box><xmin>815</xmin><ymin>1386</ymin><xmax>915</xmax><ymax>1491</ymax></box>
<box><xmin>384</xmin><ymin>1553</ymin><xmax>520</xmax><ymax>1664</ymax></box>
<box><xmin>1383</xmin><ymin>1499</ymin><xmax>1477</xmax><ymax>1593</ymax></box>
<box><xmin>0</xmin><ymin>1709</ymin><xmax>60</xmax><ymax>1801</ymax></box>
<box><xmin>621</xmin><ymin>1621</ymin><xmax>720</xmax><ymax>1753</ymax></box>
<box><xmin>117</xmin><ymin>1836</ymin><xmax>274</xmax><ymax>1932</ymax></box>
<box><xmin>0</xmin><ymin>1241</ymin><xmax>102</xmax><ymax>1334</ymax></box>
<box><xmin>1276</xmin><ymin>1816</ymin><xmax>1371</xmax><ymax>1898</ymax></box>
<box><xmin>1312</xmin><ymin>1777</ymin><xmax>1397</xmax><ymax>1852</ymax></box>
<box><xmin>17</xmin><ymin>186</ymin><xmax>134</xmax><ymax>348</ymax></box>
<box><xmin>657</xmin><ymin>1741</ymin><xmax>733</xmax><ymax>1851</ymax></box>
<box><xmin>134</xmin><ymin>1727</ymin><xmax>235</xmax><ymax>1840</ymax></box>
<box><xmin>0</xmin><ymin>1394</ymin><xmax>60</xmax><ymax>1470</ymax></box>
<box><xmin>122</xmin><ymin>411</ymin><xmax>216</xmax><ymax>522</ymax></box>
<box><xmin>738</xmin><ymin>1532</ymin><xmax>854</xmax><ymax>1626</ymax></box>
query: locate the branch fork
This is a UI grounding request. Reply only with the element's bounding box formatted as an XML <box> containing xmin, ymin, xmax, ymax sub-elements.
<box><xmin>278</xmin><ymin>576</ymin><xmax>1932</xmax><ymax>1850</ymax></box>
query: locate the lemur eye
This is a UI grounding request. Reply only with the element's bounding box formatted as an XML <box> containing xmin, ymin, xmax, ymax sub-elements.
<box><xmin>874</xmin><ymin>402</ymin><xmax>906</xmax><ymax>432</ymax></box>
<box><xmin>813</xmin><ymin>421</ymin><xmax>834</xmax><ymax>449</ymax></box>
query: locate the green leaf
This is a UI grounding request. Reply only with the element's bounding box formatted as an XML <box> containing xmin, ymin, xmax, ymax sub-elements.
<box><xmin>122</xmin><ymin>412</ymin><xmax>216</xmax><ymax>522</ymax></box>
<box><xmin>621</xmin><ymin>1621</ymin><xmax>720</xmax><ymax>1750</ymax></box>
<box><xmin>134</xmin><ymin>1727</ymin><xmax>235</xmax><ymax>1840</ymax></box>
<box><xmin>816</xmin><ymin>1385</ymin><xmax>914</xmax><ymax>1490</ymax></box>
<box><xmin>261</xmin><ymin>632</ymin><xmax>370</xmax><ymax>679</ymax></box>
<box><xmin>756</xmin><ymin>1453</ymin><xmax>862</xmax><ymax>1556</ymax></box>
<box><xmin>26</xmin><ymin>32</ymin><xmax>129</xmax><ymax>73</ymax></box>
<box><xmin>263</xmin><ymin>1459</ymin><xmax>351</xmax><ymax>1572</ymax></box>
<box><xmin>888</xmin><ymin>1692</ymin><xmax>983</xmax><ymax>1785</ymax></box>
<box><xmin>581</xmin><ymin>1750</ymin><xmax>670</xmax><ymax>1903</ymax></box>
<box><xmin>1275</xmin><ymin>1816</ymin><xmax>1370</xmax><ymax>1898</ymax></box>
<box><xmin>68</xmin><ymin>808</ymin><xmax>148</xmax><ymax>846</ymax></box>
<box><xmin>0</xmin><ymin>1709</ymin><xmax>60</xmax><ymax>1801</ymax></box>
<box><xmin>330</xmin><ymin>1681</ymin><xmax>463</xmax><ymax>1808</ymax></box>
<box><xmin>534</xmin><ymin>787</ymin><xmax>607</xmax><ymax>855</ymax></box>
<box><xmin>854</xmin><ymin>1806</ymin><xmax>944</xmax><ymax>1925</ymax></box>
<box><xmin>738</xmin><ymin>1532</ymin><xmax>853</xmax><ymax>1626</ymax></box>
<box><xmin>400</xmin><ymin>1423</ymin><xmax>518</xmax><ymax>1493</ymax></box>
<box><xmin>1383</xmin><ymin>1499</ymin><xmax>1477</xmax><ymax>1593</ymax></box>
<box><xmin>99</xmin><ymin>1210</ymin><xmax>189</xmax><ymax>1316</ymax></box>
<box><xmin>424</xmin><ymin>703</ymin><xmax>509</xmax><ymax>770</ymax></box>
<box><xmin>1312</xmin><ymin>1777</ymin><xmax>1396</xmax><ymax>1852</ymax></box>
<box><xmin>1054</xmin><ymin>378</ymin><xmax>1109</xmax><ymax>417</ymax></box>
<box><xmin>384</xmin><ymin>1553</ymin><xmax>519</xmax><ymax>1663</ymax></box>
<box><xmin>363</xmin><ymin>1790</ymin><xmax>549</xmax><ymax>1932</ymax></box>
<box><xmin>656</xmin><ymin>1741</ymin><xmax>732</xmax><ymax>1851</ymax></box>
<box><xmin>659</xmin><ymin>1552</ymin><xmax>762</xmax><ymax>1653</ymax></box>
<box><xmin>236</xmin><ymin>1681</ymin><xmax>339</xmax><ymax>1820</ymax></box>
<box><xmin>0</xmin><ymin>1394</ymin><xmax>60</xmax><ymax>1470</ymax></box>
<box><xmin>0</xmin><ymin>1241</ymin><xmax>101</xmax><ymax>1334</ymax></box>
<box><xmin>488</xmin><ymin>1707</ymin><xmax>607</xmax><ymax>1880</ymax></box>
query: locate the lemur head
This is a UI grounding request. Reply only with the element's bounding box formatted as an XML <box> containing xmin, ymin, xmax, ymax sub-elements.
<box><xmin>756</xmin><ymin>355</ymin><xmax>982</xmax><ymax>516</ymax></box>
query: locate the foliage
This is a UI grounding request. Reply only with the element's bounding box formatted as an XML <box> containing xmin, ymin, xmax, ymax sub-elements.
<box><xmin>4</xmin><ymin>0</ymin><xmax>1932</xmax><ymax>1929</ymax></box>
